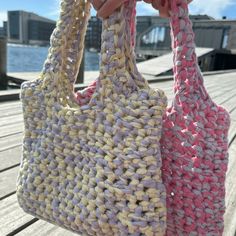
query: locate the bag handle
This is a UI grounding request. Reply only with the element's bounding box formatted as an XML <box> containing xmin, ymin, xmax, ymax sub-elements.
<box><xmin>42</xmin><ymin>0</ymin><xmax>90</xmax><ymax>85</ymax></box>
<box><xmin>40</xmin><ymin>0</ymin><xmax>147</xmax><ymax>102</ymax></box>
<box><xmin>124</xmin><ymin>2</ymin><xmax>148</xmax><ymax>88</ymax></box>
<box><xmin>98</xmin><ymin>0</ymin><xmax>147</xmax><ymax>89</ymax></box>
<box><xmin>169</xmin><ymin>0</ymin><xmax>208</xmax><ymax>99</ymax></box>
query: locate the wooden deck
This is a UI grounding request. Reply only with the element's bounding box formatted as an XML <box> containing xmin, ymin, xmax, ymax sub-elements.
<box><xmin>137</xmin><ymin>47</ymin><xmax>214</xmax><ymax>76</ymax></box>
<box><xmin>0</xmin><ymin>70</ymin><xmax>236</xmax><ymax>236</ymax></box>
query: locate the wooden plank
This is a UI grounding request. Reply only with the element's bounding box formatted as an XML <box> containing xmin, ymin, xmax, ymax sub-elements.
<box><xmin>205</xmin><ymin>74</ymin><xmax>236</xmax><ymax>86</ymax></box>
<box><xmin>7</xmin><ymin>71</ymin><xmax>99</xmax><ymax>84</ymax></box>
<box><xmin>210</xmin><ymin>86</ymin><xmax>236</xmax><ymax>103</ymax></box>
<box><xmin>224</xmin><ymin>139</ymin><xmax>236</xmax><ymax>236</ymax></box>
<box><xmin>0</xmin><ymin>108</ymin><xmax>22</xmax><ymax>118</ymax></box>
<box><xmin>0</xmin><ymin>166</ymin><xmax>19</xmax><ymax>199</ymax></box>
<box><xmin>230</xmin><ymin>108</ymin><xmax>236</xmax><ymax>121</ymax></box>
<box><xmin>0</xmin><ymin>123</ymin><xmax>23</xmax><ymax>137</ymax></box>
<box><xmin>0</xmin><ymin>101</ymin><xmax>21</xmax><ymax>110</ymax></box>
<box><xmin>0</xmin><ymin>132</ymin><xmax>22</xmax><ymax>151</ymax></box>
<box><xmin>152</xmin><ymin>80</ymin><xmax>236</xmax><ymax>108</ymax></box>
<box><xmin>228</xmin><ymin>120</ymin><xmax>236</xmax><ymax>147</ymax></box>
<box><xmin>0</xmin><ymin>145</ymin><xmax>21</xmax><ymax>171</ymax></box>
<box><xmin>0</xmin><ymin>90</ymin><xmax>20</xmax><ymax>102</ymax></box>
<box><xmin>17</xmin><ymin>219</ymin><xmax>79</xmax><ymax>236</ymax></box>
<box><xmin>151</xmin><ymin>75</ymin><xmax>227</xmax><ymax>94</ymax></box>
<box><xmin>204</xmin><ymin>80</ymin><xmax>233</xmax><ymax>96</ymax></box>
<box><xmin>205</xmin><ymin>73</ymin><xmax>236</xmax><ymax>88</ymax></box>
<box><xmin>226</xmin><ymin>140</ymin><xmax>236</xmax><ymax>187</ymax></box>
<box><xmin>150</xmin><ymin>78</ymin><xmax>176</xmax><ymax>89</ymax></box>
<box><xmin>155</xmin><ymin>71</ymin><xmax>236</xmax><ymax>94</ymax></box>
<box><xmin>137</xmin><ymin>48</ymin><xmax>215</xmax><ymax>76</ymax></box>
<box><xmin>213</xmin><ymin>88</ymin><xmax>236</xmax><ymax>104</ymax></box>
<box><xmin>0</xmin><ymin>194</ymin><xmax>78</xmax><ymax>236</ymax></box>
<box><xmin>207</xmin><ymin>83</ymin><xmax>235</xmax><ymax>96</ymax></box>
<box><xmin>215</xmin><ymin>93</ymin><xmax>236</xmax><ymax>114</ymax></box>
<box><xmin>222</xmin><ymin>95</ymin><xmax>236</xmax><ymax>113</ymax></box>
<box><xmin>0</xmin><ymin>109</ymin><xmax>22</xmax><ymax>119</ymax></box>
<box><xmin>151</xmin><ymin>73</ymin><xmax>230</xmax><ymax>94</ymax></box>
<box><xmin>0</xmin><ymin>194</ymin><xmax>35</xmax><ymax>236</ymax></box>
<box><xmin>0</xmin><ymin>114</ymin><xmax>23</xmax><ymax>127</ymax></box>
<box><xmin>0</xmin><ymin>100</ymin><xmax>20</xmax><ymax>106</ymax></box>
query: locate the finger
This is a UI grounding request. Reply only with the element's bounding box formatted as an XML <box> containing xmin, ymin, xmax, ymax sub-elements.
<box><xmin>97</xmin><ymin>0</ymin><xmax>127</xmax><ymax>18</ymax></box>
<box><xmin>90</xmin><ymin>0</ymin><xmax>104</xmax><ymax>10</ymax></box>
<box><xmin>151</xmin><ymin>0</ymin><xmax>161</xmax><ymax>10</ymax></box>
<box><xmin>156</xmin><ymin>0</ymin><xmax>170</xmax><ymax>18</ymax></box>
<box><xmin>143</xmin><ymin>0</ymin><xmax>153</xmax><ymax>3</ymax></box>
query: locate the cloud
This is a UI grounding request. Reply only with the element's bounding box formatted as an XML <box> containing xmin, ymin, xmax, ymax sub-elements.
<box><xmin>0</xmin><ymin>11</ymin><xmax>7</xmax><ymax>27</ymax></box>
<box><xmin>189</xmin><ymin>0</ymin><xmax>236</xmax><ymax>19</ymax></box>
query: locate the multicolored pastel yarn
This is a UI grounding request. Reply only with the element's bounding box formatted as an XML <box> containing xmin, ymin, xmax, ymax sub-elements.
<box><xmin>161</xmin><ymin>0</ymin><xmax>231</xmax><ymax>235</ymax></box>
<box><xmin>75</xmin><ymin>0</ymin><xmax>137</xmax><ymax>106</ymax></box>
<box><xmin>16</xmin><ymin>0</ymin><xmax>167</xmax><ymax>235</ymax></box>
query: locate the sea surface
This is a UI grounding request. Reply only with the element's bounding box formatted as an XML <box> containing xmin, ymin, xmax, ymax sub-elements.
<box><xmin>7</xmin><ymin>44</ymin><xmax>100</xmax><ymax>73</ymax></box>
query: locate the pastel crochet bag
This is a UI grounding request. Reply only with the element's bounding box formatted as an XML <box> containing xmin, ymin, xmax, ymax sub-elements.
<box><xmin>161</xmin><ymin>0</ymin><xmax>231</xmax><ymax>235</ymax></box>
<box><xmin>16</xmin><ymin>0</ymin><xmax>168</xmax><ymax>235</ymax></box>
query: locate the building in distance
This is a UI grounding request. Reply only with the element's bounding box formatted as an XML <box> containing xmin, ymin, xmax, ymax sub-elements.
<box><xmin>136</xmin><ymin>15</ymin><xmax>236</xmax><ymax>58</ymax></box>
<box><xmin>0</xmin><ymin>21</ymin><xmax>7</xmax><ymax>38</ymax></box>
<box><xmin>85</xmin><ymin>16</ymin><xmax>102</xmax><ymax>52</ymax></box>
<box><xmin>7</xmin><ymin>10</ymin><xmax>56</xmax><ymax>46</ymax></box>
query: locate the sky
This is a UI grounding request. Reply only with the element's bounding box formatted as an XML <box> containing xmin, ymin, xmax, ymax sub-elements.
<box><xmin>1</xmin><ymin>0</ymin><xmax>236</xmax><ymax>27</ymax></box>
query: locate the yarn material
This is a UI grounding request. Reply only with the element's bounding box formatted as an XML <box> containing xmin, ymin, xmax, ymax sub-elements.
<box><xmin>75</xmin><ymin>0</ymin><xmax>137</xmax><ymax>105</ymax></box>
<box><xmin>16</xmin><ymin>0</ymin><xmax>168</xmax><ymax>235</ymax></box>
<box><xmin>161</xmin><ymin>0</ymin><xmax>231</xmax><ymax>235</ymax></box>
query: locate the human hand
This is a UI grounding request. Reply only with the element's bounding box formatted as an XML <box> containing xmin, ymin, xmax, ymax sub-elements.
<box><xmin>143</xmin><ymin>0</ymin><xmax>193</xmax><ymax>18</ymax></box>
<box><xmin>90</xmin><ymin>0</ymin><xmax>193</xmax><ymax>19</ymax></box>
<box><xmin>90</xmin><ymin>0</ymin><xmax>127</xmax><ymax>18</ymax></box>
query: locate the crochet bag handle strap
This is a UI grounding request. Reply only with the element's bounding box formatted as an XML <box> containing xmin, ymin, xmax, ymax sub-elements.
<box><xmin>169</xmin><ymin>0</ymin><xmax>207</xmax><ymax>97</ymax></box>
<box><xmin>41</xmin><ymin>0</ymin><xmax>90</xmax><ymax>86</ymax></box>
<box><xmin>98</xmin><ymin>0</ymin><xmax>147</xmax><ymax>88</ymax></box>
<box><xmin>40</xmin><ymin>0</ymin><xmax>147</xmax><ymax>91</ymax></box>
<box><xmin>125</xmin><ymin>1</ymin><xmax>148</xmax><ymax>88</ymax></box>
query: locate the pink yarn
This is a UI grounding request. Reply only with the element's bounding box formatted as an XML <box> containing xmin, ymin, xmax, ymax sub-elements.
<box><xmin>161</xmin><ymin>0</ymin><xmax>230</xmax><ymax>235</ymax></box>
<box><xmin>75</xmin><ymin>80</ymin><xmax>97</xmax><ymax>106</ymax></box>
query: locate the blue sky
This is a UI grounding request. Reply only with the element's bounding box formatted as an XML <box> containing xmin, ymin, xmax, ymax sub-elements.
<box><xmin>1</xmin><ymin>0</ymin><xmax>236</xmax><ymax>27</ymax></box>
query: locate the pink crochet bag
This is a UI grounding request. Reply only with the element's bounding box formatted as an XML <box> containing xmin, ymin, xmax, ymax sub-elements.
<box><xmin>161</xmin><ymin>0</ymin><xmax>231</xmax><ymax>235</ymax></box>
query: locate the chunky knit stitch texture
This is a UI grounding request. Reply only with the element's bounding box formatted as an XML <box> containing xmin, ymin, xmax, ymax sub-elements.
<box><xmin>75</xmin><ymin>0</ymin><xmax>137</xmax><ymax>106</ymax></box>
<box><xmin>16</xmin><ymin>0</ymin><xmax>167</xmax><ymax>235</ymax></box>
<box><xmin>161</xmin><ymin>0</ymin><xmax>231</xmax><ymax>235</ymax></box>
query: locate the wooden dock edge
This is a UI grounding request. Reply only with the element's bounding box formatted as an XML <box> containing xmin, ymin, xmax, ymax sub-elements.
<box><xmin>1</xmin><ymin>69</ymin><xmax>236</xmax><ymax>102</ymax></box>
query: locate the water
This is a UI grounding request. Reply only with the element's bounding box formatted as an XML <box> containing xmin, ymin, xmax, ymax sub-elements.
<box><xmin>7</xmin><ymin>44</ymin><xmax>100</xmax><ymax>73</ymax></box>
